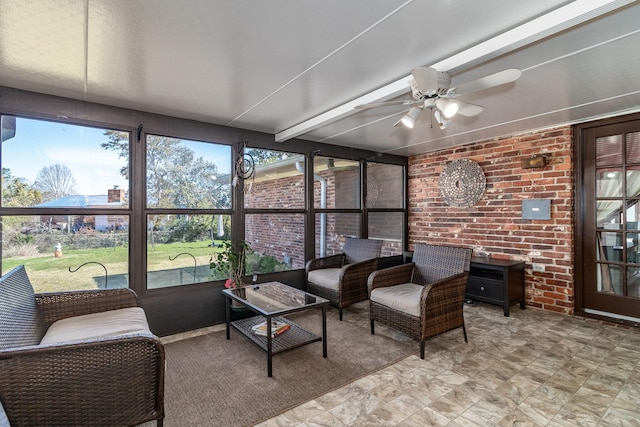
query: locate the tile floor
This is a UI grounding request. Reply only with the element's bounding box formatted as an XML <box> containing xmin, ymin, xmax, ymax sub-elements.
<box><xmin>249</xmin><ymin>301</ymin><xmax>640</xmax><ymax>427</ymax></box>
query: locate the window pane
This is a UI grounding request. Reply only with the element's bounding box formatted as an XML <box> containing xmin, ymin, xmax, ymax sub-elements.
<box><xmin>367</xmin><ymin>162</ymin><xmax>404</xmax><ymax>208</ymax></box>
<box><xmin>627</xmin><ymin>166</ymin><xmax>640</xmax><ymax>197</ymax></box>
<box><xmin>245</xmin><ymin>214</ymin><xmax>304</xmax><ymax>271</ymax></box>
<box><xmin>146</xmin><ymin>135</ymin><xmax>231</xmax><ymax>209</ymax></box>
<box><xmin>1</xmin><ymin>215</ymin><xmax>129</xmax><ymax>292</ymax></box>
<box><xmin>314</xmin><ymin>157</ymin><xmax>360</xmax><ymax>209</ymax></box>
<box><xmin>627</xmin><ymin>132</ymin><xmax>640</xmax><ymax>164</ymax></box>
<box><xmin>315</xmin><ymin>213</ymin><xmax>361</xmax><ymax>257</ymax></box>
<box><xmin>368</xmin><ymin>212</ymin><xmax>403</xmax><ymax>256</ymax></box>
<box><xmin>596</xmin><ymin>135</ymin><xmax>622</xmax><ymax>166</ymax></box>
<box><xmin>628</xmin><ymin>266</ymin><xmax>640</xmax><ymax>298</ymax></box>
<box><xmin>627</xmin><ymin>233</ymin><xmax>639</xmax><ymax>264</ymax></box>
<box><xmin>597</xmin><ymin>229</ymin><xmax>623</xmax><ymax>262</ymax></box>
<box><xmin>627</xmin><ymin>202</ymin><xmax>639</xmax><ymax>231</ymax></box>
<box><xmin>597</xmin><ymin>201</ymin><xmax>622</xmax><ymax>227</ymax></box>
<box><xmin>597</xmin><ymin>263</ymin><xmax>622</xmax><ymax>294</ymax></box>
<box><xmin>147</xmin><ymin>214</ymin><xmax>225</xmax><ymax>289</ymax></box>
<box><xmin>1</xmin><ymin>116</ymin><xmax>129</xmax><ymax>208</ymax></box>
<box><xmin>596</xmin><ymin>169</ymin><xmax>622</xmax><ymax>198</ymax></box>
<box><xmin>243</xmin><ymin>149</ymin><xmax>304</xmax><ymax>209</ymax></box>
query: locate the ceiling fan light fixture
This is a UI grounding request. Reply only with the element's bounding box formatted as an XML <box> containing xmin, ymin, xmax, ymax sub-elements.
<box><xmin>401</xmin><ymin>107</ymin><xmax>422</xmax><ymax>128</ymax></box>
<box><xmin>436</xmin><ymin>98</ymin><xmax>459</xmax><ymax>119</ymax></box>
<box><xmin>433</xmin><ymin>109</ymin><xmax>449</xmax><ymax>129</ymax></box>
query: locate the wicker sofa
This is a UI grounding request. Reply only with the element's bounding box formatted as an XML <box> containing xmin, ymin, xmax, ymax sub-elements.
<box><xmin>0</xmin><ymin>265</ymin><xmax>165</xmax><ymax>427</ymax></box>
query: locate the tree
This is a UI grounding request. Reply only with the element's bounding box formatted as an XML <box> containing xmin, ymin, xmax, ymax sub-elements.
<box><xmin>34</xmin><ymin>164</ymin><xmax>77</xmax><ymax>201</ymax></box>
<box><xmin>247</xmin><ymin>148</ymin><xmax>292</xmax><ymax>166</ymax></box>
<box><xmin>101</xmin><ymin>130</ymin><xmax>129</xmax><ymax>179</ymax></box>
<box><xmin>1</xmin><ymin>168</ymin><xmax>42</xmax><ymax>207</ymax></box>
<box><xmin>101</xmin><ymin>131</ymin><xmax>230</xmax><ymax>209</ymax></box>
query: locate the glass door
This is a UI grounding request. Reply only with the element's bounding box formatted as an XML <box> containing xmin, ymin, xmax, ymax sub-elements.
<box><xmin>582</xmin><ymin>121</ymin><xmax>640</xmax><ymax>318</ymax></box>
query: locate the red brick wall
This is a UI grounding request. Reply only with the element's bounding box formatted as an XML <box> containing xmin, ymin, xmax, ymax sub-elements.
<box><xmin>408</xmin><ymin>126</ymin><xmax>574</xmax><ymax>314</ymax></box>
<box><xmin>245</xmin><ymin>174</ymin><xmax>305</xmax><ymax>268</ymax></box>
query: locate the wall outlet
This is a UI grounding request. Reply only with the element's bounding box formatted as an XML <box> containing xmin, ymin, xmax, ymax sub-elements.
<box><xmin>532</xmin><ymin>263</ymin><xmax>545</xmax><ymax>273</ymax></box>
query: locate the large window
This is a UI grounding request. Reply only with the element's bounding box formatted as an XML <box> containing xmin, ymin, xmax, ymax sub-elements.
<box><xmin>313</xmin><ymin>157</ymin><xmax>362</xmax><ymax>256</ymax></box>
<box><xmin>367</xmin><ymin>162</ymin><xmax>404</xmax><ymax>256</ymax></box>
<box><xmin>0</xmin><ymin>110</ymin><xmax>407</xmax><ymax>297</ymax></box>
<box><xmin>307</xmin><ymin>157</ymin><xmax>406</xmax><ymax>257</ymax></box>
<box><xmin>243</xmin><ymin>148</ymin><xmax>304</xmax><ymax>272</ymax></box>
<box><xmin>145</xmin><ymin>135</ymin><xmax>232</xmax><ymax>288</ymax></box>
<box><xmin>245</xmin><ymin>213</ymin><xmax>305</xmax><ymax>271</ymax></box>
<box><xmin>244</xmin><ymin>151</ymin><xmax>304</xmax><ymax>209</ymax></box>
<box><xmin>313</xmin><ymin>156</ymin><xmax>360</xmax><ymax>209</ymax></box>
<box><xmin>0</xmin><ymin>92</ymin><xmax>407</xmax><ymax>335</ymax></box>
<box><xmin>0</xmin><ymin>116</ymin><xmax>130</xmax><ymax>291</ymax></box>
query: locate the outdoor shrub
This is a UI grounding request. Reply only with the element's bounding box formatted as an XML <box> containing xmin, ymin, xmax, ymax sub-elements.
<box><xmin>256</xmin><ymin>253</ymin><xmax>288</xmax><ymax>273</ymax></box>
<box><xmin>166</xmin><ymin>216</ymin><xmax>211</xmax><ymax>243</ymax></box>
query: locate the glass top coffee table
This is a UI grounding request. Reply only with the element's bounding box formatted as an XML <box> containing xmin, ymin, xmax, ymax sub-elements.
<box><xmin>222</xmin><ymin>281</ymin><xmax>330</xmax><ymax>377</ymax></box>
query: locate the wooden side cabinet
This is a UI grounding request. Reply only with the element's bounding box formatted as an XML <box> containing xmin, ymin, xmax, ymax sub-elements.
<box><xmin>466</xmin><ymin>257</ymin><xmax>525</xmax><ymax>317</ymax></box>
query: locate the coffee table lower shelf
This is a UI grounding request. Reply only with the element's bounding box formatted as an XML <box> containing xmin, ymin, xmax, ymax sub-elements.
<box><xmin>231</xmin><ymin>316</ymin><xmax>322</xmax><ymax>355</ymax></box>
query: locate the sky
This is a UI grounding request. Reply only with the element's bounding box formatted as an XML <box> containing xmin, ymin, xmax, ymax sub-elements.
<box><xmin>2</xmin><ymin>116</ymin><xmax>231</xmax><ymax>195</ymax></box>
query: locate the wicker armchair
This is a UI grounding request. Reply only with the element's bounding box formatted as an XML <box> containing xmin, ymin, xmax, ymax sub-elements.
<box><xmin>368</xmin><ymin>243</ymin><xmax>471</xmax><ymax>359</ymax></box>
<box><xmin>306</xmin><ymin>238</ymin><xmax>382</xmax><ymax>320</ymax></box>
<box><xmin>0</xmin><ymin>265</ymin><xmax>165</xmax><ymax>427</ymax></box>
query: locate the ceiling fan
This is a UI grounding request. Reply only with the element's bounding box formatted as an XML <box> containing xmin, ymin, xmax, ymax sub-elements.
<box><xmin>355</xmin><ymin>67</ymin><xmax>522</xmax><ymax>129</ymax></box>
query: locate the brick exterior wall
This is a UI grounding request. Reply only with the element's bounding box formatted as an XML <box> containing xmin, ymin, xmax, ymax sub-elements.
<box><xmin>408</xmin><ymin>126</ymin><xmax>574</xmax><ymax>314</ymax></box>
<box><xmin>245</xmin><ymin>174</ymin><xmax>305</xmax><ymax>269</ymax></box>
<box><xmin>245</xmin><ymin>161</ymin><xmax>405</xmax><ymax>265</ymax></box>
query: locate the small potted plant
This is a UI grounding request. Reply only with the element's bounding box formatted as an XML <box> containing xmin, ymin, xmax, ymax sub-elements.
<box><xmin>210</xmin><ymin>240</ymin><xmax>252</xmax><ymax>289</ymax></box>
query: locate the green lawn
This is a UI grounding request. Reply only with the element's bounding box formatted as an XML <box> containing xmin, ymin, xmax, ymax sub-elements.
<box><xmin>4</xmin><ymin>240</ymin><xmax>224</xmax><ymax>293</ymax></box>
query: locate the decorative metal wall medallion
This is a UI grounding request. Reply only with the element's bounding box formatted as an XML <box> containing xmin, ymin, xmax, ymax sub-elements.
<box><xmin>438</xmin><ymin>159</ymin><xmax>486</xmax><ymax>207</ymax></box>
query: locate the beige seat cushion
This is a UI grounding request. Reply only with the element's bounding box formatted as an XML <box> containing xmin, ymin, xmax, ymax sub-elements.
<box><xmin>307</xmin><ymin>267</ymin><xmax>342</xmax><ymax>291</ymax></box>
<box><xmin>370</xmin><ymin>283</ymin><xmax>423</xmax><ymax>317</ymax></box>
<box><xmin>40</xmin><ymin>307</ymin><xmax>151</xmax><ymax>346</ymax></box>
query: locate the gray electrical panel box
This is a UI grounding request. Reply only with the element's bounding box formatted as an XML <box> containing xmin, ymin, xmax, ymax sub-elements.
<box><xmin>522</xmin><ymin>199</ymin><xmax>551</xmax><ymax>220</ymax></box>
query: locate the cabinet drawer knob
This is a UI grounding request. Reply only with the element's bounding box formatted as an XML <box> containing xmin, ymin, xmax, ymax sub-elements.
<box><xmin>480</xmin><ymin>286</ymin><xmax>485</xmax><ymax>291</ymax></box>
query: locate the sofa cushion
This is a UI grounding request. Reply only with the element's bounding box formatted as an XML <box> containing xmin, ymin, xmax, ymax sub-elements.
<box><xmin>307</xmin><ymin>267</ymin><xmax>342</xmax><ymax>291</ymax></box>
<box><xmin>370</xmin><ymin>283</ymin><xmax>423</xmax><ymax>317</ymax></box>
<box><xmin>40</xmin><ymin>307</ymin><xmax>150</xmax><ymax>346</ymax></box>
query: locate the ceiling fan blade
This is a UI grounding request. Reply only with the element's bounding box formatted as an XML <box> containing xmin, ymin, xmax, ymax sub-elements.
<box><xmin>354</xmin><ymin>99</ymin><xmax>421</xmax><ymax>109</ymax></box>
<box><xmin>454</xmin><ymin>100</ymin><xmax>484</xmax><ymax>117</ymax></box>
<box><xmin>447</xmin><ymin>68</ymin><xmax>522</xmax><ymax>97</ymax></box>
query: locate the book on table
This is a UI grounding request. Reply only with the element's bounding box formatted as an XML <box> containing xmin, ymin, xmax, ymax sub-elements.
<box><xmin>251</xmin><ymin>319</ymin><xmax>291</xmax><ymax>337</ymax></box>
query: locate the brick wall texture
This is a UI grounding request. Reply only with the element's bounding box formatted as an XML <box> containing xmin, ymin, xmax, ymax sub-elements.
<box><xmin>407</xmin><ymin>126</ymin><xmax>574</xmax><ymax>314</ymax></box>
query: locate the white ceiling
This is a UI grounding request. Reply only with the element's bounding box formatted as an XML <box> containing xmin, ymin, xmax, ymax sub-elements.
<box><xmin>1</xmin><ymin>0</ymin><xmax>639</xmax><ymax>156</ymax></box>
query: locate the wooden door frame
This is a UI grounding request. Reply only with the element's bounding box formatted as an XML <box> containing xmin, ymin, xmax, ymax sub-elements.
<box><xmin>574</xmin><ymin>111</ymin><xmax>640</xmax><ymax>318</ymax></box>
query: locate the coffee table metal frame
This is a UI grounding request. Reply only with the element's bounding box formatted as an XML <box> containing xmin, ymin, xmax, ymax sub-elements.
<box><xmin>223</xmin><ymin>281</ymin><xmax>329</xmax><ymax>377</ymax></box>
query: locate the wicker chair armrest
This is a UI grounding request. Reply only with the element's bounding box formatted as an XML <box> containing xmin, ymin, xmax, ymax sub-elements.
<box><xmin>36</xmin><ymin>288</ymin><xmax>139</xmax><ymax>327</ymax></box>
<box><xmin>367</xmin><ymin>263</ymin><xmax>415</xmax><ymax>293</ymax></box>
<box><xmin>339</xmin><ymin>258</ymin><xmax>378</xmax><ymax>291</ymax></box>
<box><xmin>419</xmin><ymin>272</ymin><xmax>469</xmax><ymax>319</ymax></box>
<box><xmin>305</xmin><ymin>253</ymin><xmax>345</xmax><ymax>273</ymax></box>
<box><xmin>0</xmin><ymin>334</ymin><xmax>165</xmax><ymax>426</ymax></box>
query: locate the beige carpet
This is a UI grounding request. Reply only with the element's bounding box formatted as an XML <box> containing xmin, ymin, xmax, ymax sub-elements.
<box><xmin>162</xmin><ymin>308</ymin><xmax>417</xmax><ymax>426</ymax></box>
